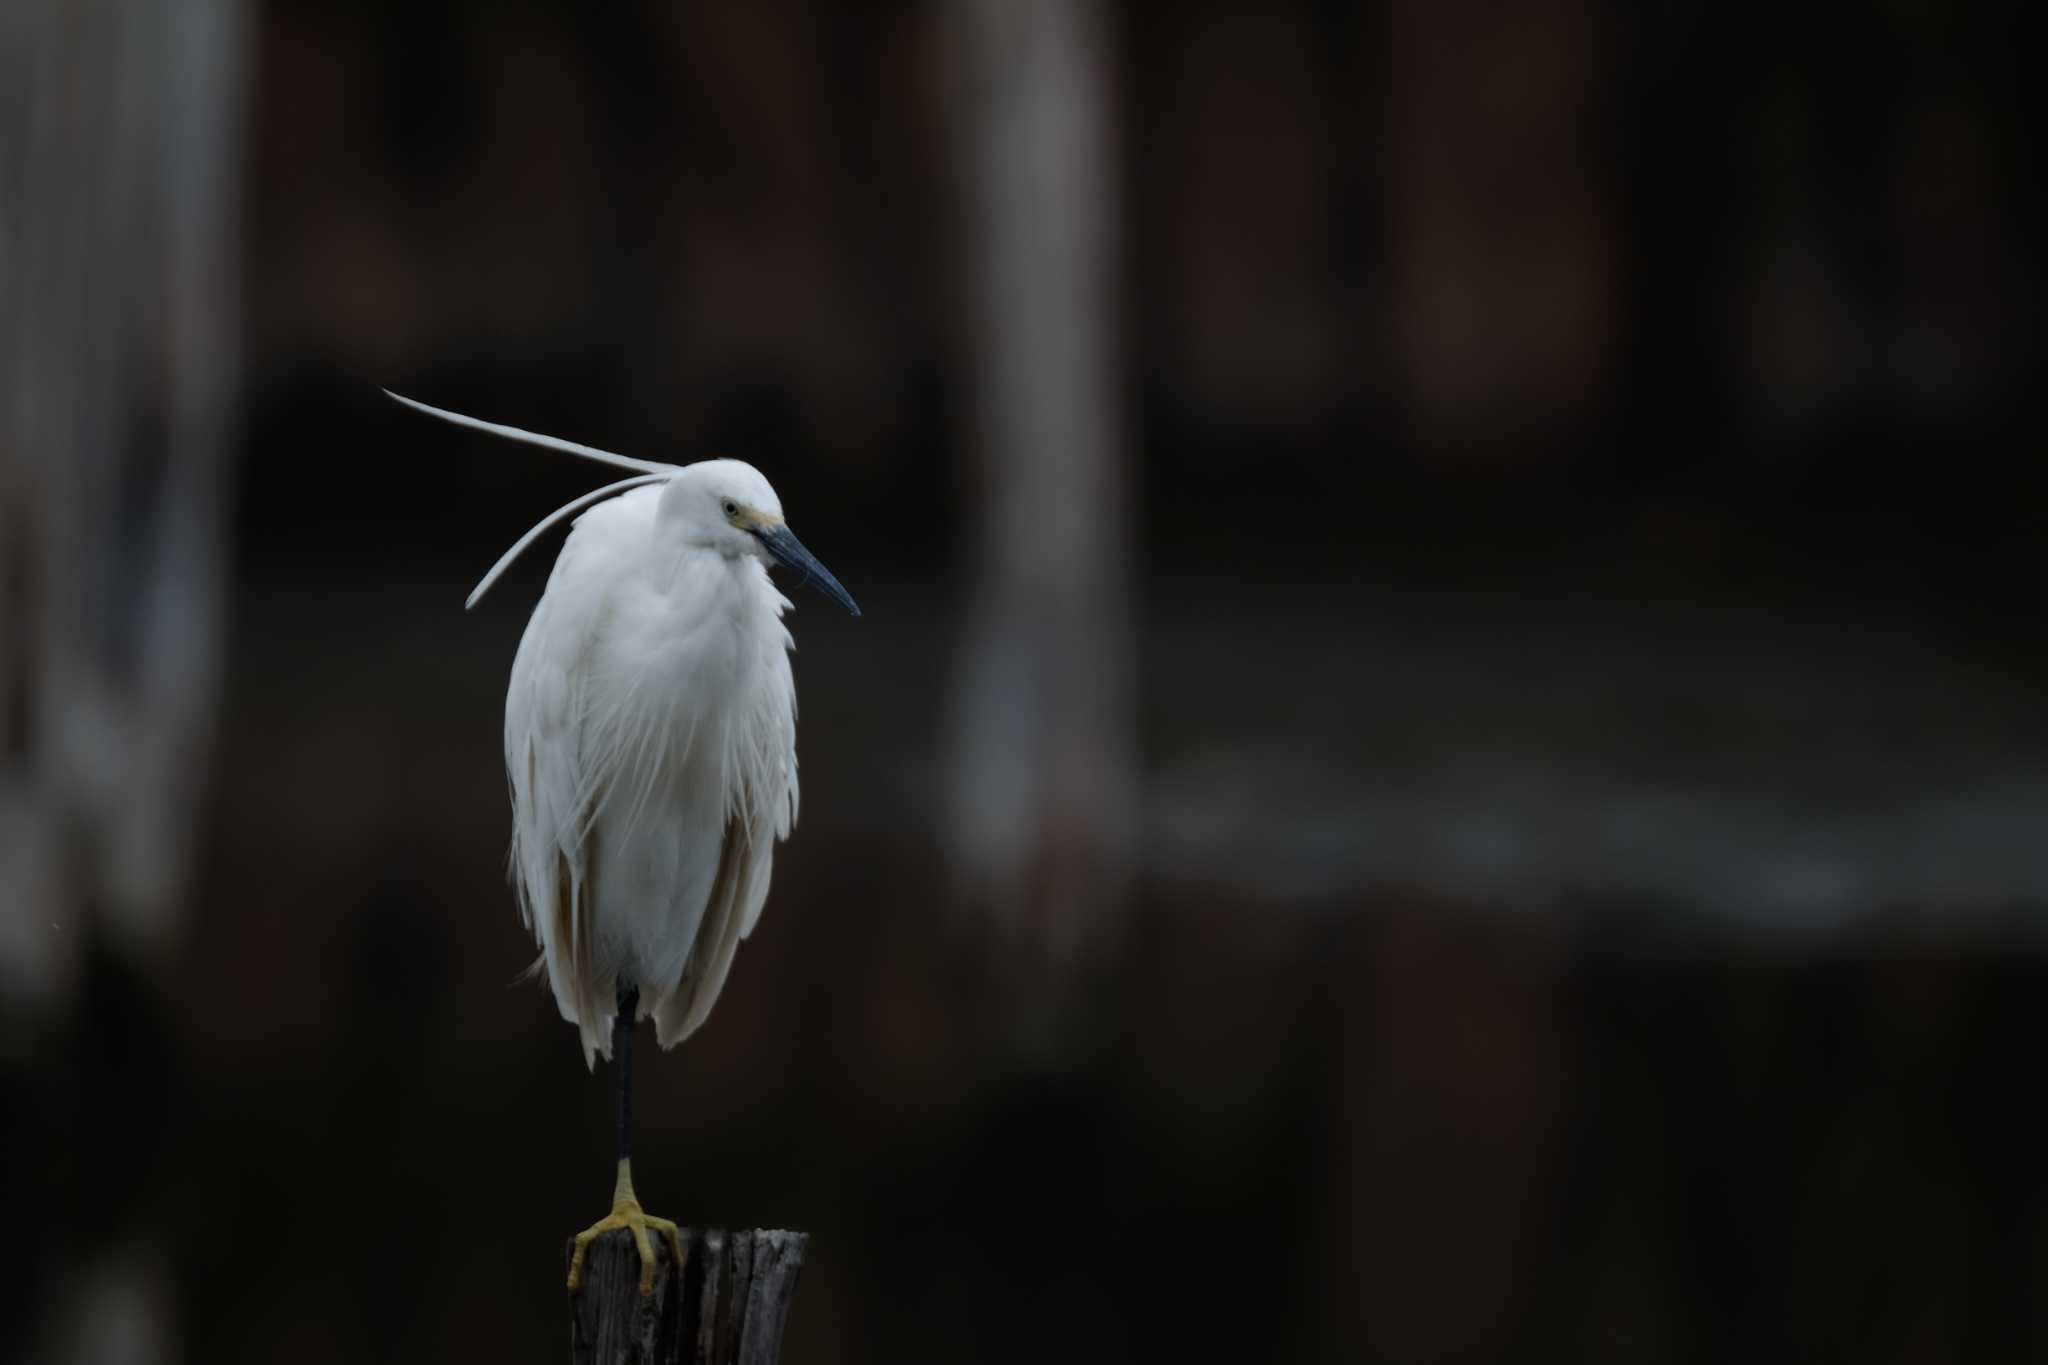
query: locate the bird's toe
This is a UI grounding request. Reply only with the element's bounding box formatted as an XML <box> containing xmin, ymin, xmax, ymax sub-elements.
<box><xmin>566</xmin><ymin>1202</ymin><xmax>687</xmax><ymax>1296</ymax></box>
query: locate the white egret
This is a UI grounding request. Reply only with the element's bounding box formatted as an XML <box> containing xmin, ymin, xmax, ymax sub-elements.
<box><xmin>388</xmin><ymin>391</ymin><xmax>859</xmax><ymax>1294</ymax></box>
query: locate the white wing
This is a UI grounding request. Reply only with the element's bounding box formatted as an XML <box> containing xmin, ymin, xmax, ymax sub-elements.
<box><xmin>652</xmin><ymin>578</ymin><xmax>799</xmax><ymax>1048</ymax></box>
<box><xmin>504</xmin><ymin>495</ymin><xmax>648</xmax><ymax>1061</ymax></box>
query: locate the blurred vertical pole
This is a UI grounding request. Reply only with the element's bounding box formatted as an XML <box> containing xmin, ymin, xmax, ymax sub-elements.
<box><xmin>0</xmin><ymin>0</ymin><xmax>246</xmax><ymax>1359</ymax></box>
<box><xmin>946</xmin><ymin>0</ymin><xmax>1137</xmax><ymax>1002</ymax></box>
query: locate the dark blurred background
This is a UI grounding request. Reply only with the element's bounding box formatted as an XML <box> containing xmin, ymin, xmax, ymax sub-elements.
<box><xmin>3</xmin><ymin>0</ymin><xmax>2044</xmax><ymax>1360</ymax></box>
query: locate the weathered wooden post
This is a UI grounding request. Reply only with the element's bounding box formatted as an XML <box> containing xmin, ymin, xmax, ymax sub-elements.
<box><xmin>568</xmin><ymin>1225</ymin><xmax>808</xmax><ymax>1365</ymax></box>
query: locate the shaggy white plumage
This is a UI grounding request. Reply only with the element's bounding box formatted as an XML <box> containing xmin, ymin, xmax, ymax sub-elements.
<box><xmin>388</xmin><ymin>392</ymin><xmax>857</xmax><ymax>1066</ymax></box>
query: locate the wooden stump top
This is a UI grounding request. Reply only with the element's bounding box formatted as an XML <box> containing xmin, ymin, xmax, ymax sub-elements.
<box><xmin>566</xmin><ymin>1226</ymin><xmax>808</xmax><ymax>1365</ymax></box>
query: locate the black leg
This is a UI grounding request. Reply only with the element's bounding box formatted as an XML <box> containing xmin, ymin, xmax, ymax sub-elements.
<box><xmin>568</xmin><ymin>981</ymin><xmax>679</xmax><ymax>1294</ymax></box>
<box><xmin>614</xmin><ymin>983</ymin><xmax>638</xmax><ymax>1168</ymax></box>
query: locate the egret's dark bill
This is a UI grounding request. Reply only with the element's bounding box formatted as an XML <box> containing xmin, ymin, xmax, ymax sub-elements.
<box><xmin>755</xmin><ymin>523</ymin><xmax>861</xmax><ymax>616</ymax></box>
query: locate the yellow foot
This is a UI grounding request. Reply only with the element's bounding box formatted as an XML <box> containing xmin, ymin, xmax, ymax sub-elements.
<box><xmin>566</xmin><ymin>1158</ymin><xmax>687</xmax><ymax>1295</ymax></box>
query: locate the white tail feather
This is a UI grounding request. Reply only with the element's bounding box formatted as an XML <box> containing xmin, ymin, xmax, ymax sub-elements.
<box><xmin>465</xmin><ymin>473</ymin><xmax>671</xmax><ymax>609</ymax></box>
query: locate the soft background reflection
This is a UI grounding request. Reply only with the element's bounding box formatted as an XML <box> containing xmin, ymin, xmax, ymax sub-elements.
<box><xmin>3</xmin><ymin>1</ymin><xmax>2043</xmax><ymax>1361</ymax></box>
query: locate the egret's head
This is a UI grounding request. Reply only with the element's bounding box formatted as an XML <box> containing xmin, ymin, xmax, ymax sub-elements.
<box><xmin>662</xmin><ymin>460</ymin><xmax>861</xmax><ymax>615</ymax></box>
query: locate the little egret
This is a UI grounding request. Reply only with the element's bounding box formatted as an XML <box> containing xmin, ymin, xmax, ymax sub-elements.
<box><xmin>388</xmin><ymin>391</ymin><xmax>859</xmax><ymax>1293</ymax></box>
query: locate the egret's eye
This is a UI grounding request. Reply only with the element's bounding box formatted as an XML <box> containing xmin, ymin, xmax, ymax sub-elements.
<box><xmin>721</xmin><ymin>498</ymin><xmax>739</xmax><ymax>520</ymax></box>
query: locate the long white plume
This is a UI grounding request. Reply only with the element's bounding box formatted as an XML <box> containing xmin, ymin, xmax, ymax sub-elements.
<box><xmin>465</xmin><ymin>473</ymin><xmax>671</xmax><ymax>609</ymax></box>
<box><xmin>384</xmin><ymin>390</ymin><xmax>674</xmax><ymax>474</ymax></box>
<box><xmin>383</xmin><ymin>390</ymin><xmax>681</xmax><ymax>609</ymax></box>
